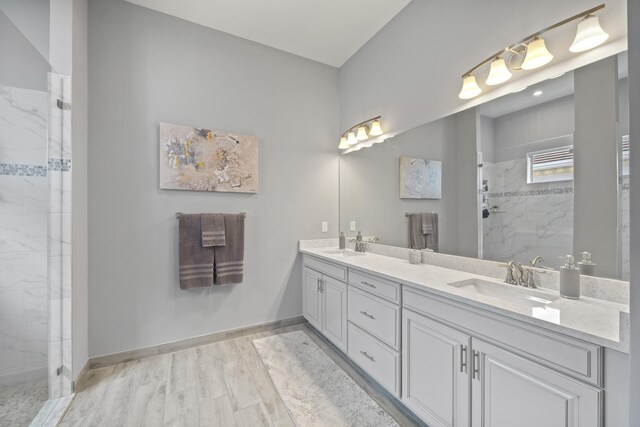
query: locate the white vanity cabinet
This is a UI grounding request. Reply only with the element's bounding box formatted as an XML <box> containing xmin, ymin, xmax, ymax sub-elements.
<box><xmin>302</xmin><ymin>256</ymin><xmax>348</xmax><ymax>352</ymax></box>
<box><xmin>471</xmin><ymin>339</ymin><xmax>601</xmax><ymax>427</ymax></box>
<box><xmin>403</xmin><ymin>287</ymin><xmax>603</xmax><ymax>427</ymax></box>
<box><xmin>402</xmin><ymin>310</ymin><xmax>471</xmax><ymax>427</ymax></box>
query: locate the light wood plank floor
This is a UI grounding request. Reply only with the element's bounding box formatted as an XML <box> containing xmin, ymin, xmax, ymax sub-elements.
<box><xmin>60</xmin><ymin>324</ymin><xmax>419</xmax><ymax>426</ymax></box>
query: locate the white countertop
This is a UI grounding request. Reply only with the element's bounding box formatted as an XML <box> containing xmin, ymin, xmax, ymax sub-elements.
<box><xmin>300</xmin><ymin>246</ymin><xmax>630</xmax><ymax>353</ymax></box>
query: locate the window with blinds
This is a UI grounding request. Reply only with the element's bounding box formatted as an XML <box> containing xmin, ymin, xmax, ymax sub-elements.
<box><xmin>527</xmin><ymin>145</ymin><xmax>574</xmax><ymax>184</ymax></box>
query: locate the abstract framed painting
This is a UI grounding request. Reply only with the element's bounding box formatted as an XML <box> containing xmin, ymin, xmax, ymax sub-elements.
<box><xmin>399</xmin><ymin>156</ymin><xmax>442</xmax><ymax>199</ymax></box>
<box><xmin>159</xmin><ymin>122</ymin><xmax>259</xmax><ymax>193</ymax></box>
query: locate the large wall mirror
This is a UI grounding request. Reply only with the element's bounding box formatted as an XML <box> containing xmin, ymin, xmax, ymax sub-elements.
<box><xmin>339</xmin><ymin>52</ymin><xmax>629</xmax><ymax>281</ymax></box>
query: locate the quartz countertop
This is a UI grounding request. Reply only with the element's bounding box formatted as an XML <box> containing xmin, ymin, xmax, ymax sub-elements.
<box><xmin>300</xmin><ymin>246</ymin><xmax>629</xmax><ymax>353</ymax></box>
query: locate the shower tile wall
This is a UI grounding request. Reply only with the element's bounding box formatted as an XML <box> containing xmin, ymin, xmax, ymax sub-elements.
<box><xmin>621</xmin><ymin>177</ymin><xmax>630</xmax><ymax>281</ymax></box>
<box><xmin>482</xmin><ymin>158</ymin><xmax>574</xmax><ymax>266</ymax></box>
<box><xmin>0</xmin><ymin>86</ymin><xmax>49</xmax><ymax>385</ymax></box>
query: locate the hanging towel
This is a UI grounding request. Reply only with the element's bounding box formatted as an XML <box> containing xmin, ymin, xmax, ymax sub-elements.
<box><xmin>179</xmin><ymin>214</ymin><xmax>214</xmax><ymax>289</ymax></box>
<box><xmin>409</xmin><ymin>213</ymin><xmax>426</xmax><ymax>250</ymax></box>
<box><xmin>422</xmin><ymin>212</ymin><xmax>439</xmax><ymax>252</ymax></box>
<box><xmin>201</xmin><ymin>214</ymin><xmax>226</xmax><ymax>247</ymax></box>
<box><xmin>214</xmin><ymin>214</ymin><xmax>245</xmax><ymax>285</ymax></box>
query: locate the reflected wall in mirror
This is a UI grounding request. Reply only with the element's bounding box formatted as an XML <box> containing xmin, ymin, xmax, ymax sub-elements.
<box><xmin>339</xmin><ymin>53</ymin><xmax>630</xmax><ymax>281</ymax></box>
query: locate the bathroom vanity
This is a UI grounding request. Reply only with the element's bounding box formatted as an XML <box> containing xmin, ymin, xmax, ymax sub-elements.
<box><xmin>300</xmin><ymin>241</ymin><xmax>629</xmax><ymax>427</ymax></box>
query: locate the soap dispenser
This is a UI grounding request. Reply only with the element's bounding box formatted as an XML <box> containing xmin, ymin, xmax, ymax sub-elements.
<box><xmin>577</xmin><ymin>251</ymin><xmax>596</xmax><ymax>276</ymax></box>
<box><xmin>339</xmin><ymin>232</ymin><xmax>346</xmax><ymax>250</ymax></box>
<box><xmin>356</xmin><ymin>231</ymin><xmax>363</xmax><ymax>242</ymax></box>
<box><xmin>558</xmin><ymin>255</ymin><xmax>580</xmax><ymax>299</ymax></box>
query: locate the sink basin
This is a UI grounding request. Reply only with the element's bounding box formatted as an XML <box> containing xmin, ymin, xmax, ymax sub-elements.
<box><xmin>322</xmin><ymin>249</ymin><xmax>365</xmax><ymax>258</ymax></box>
<box><xmin>448</xmin><ymin>278</ymin><xmax>559</xmax><ymax>307</ymax></box>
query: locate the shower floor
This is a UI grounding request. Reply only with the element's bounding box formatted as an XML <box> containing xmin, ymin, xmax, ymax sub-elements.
<box><xmin>0</xmin><ymin>379</ymin><xmax>48</xmax><ymax>427</ymax></box>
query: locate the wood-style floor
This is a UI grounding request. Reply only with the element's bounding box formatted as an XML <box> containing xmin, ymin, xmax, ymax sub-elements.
<box><xmin>59</xmin><ymin>324</ymin><xmax>419</xmax><ymax>426</ymax></box>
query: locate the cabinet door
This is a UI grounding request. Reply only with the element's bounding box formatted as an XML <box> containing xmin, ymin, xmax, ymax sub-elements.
<box><xmin>471</xmin><ymin>339</ymin><xmax>602</xmax><ymax>427</ymax></box>
<box><xmin>302</xmin><ymin>267</ymin><xmax>322</xmax><ymax>330</ymax></box>
<box><xmin>402</xmin><ymin>309</ymin><xmax>471</xmax><ymax>427</ymax></box>
<box><xmin>322</xmin><ymin>276</ymin><xmax>347</xmax><ymax>352</ymax></box>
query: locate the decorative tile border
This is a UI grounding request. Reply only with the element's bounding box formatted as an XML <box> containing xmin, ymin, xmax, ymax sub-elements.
<box><xmin>487</xmin><ymin>187</ymin><xmax>573</xmax><ymax>198</ymax></box>
<box><xmin>0</xmin><ymin>163</ymin><xmax>48</xmax><ymax>177</ymax></box>
<box><xmin>48</xmin><ymin>158</ymin><xmax>72</xmax><ymax>172</ymax></box>
<box><xmin>0</xmin><ymin>159</ymin><xmax>71</xmax><ymax>176</ymax></box>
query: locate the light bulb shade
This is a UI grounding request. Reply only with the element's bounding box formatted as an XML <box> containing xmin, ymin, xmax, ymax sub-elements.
<box><xmin>356</xmin><ymin>126</ymin><xmax>369</xmax><ymax>140</ymax></box>
<box><xmin>458</xmin><ymin>75</ymin><xmax>482</xmax><ymax>99</ymax></box>
<box><xmin>521</xmin><ymin>38</ymin><xmax>553</xmax><ymax>70</ymax></box>
<box><xmin>347</xmin><ymin>131</ymin><xmax>358</xmax><ymax>145</ymax></box>
<box><xmin>570</xmin><ymin>15</ymin><xmax>609</xmax><ymax>52</ymax></box>
<box><xmin>485</xmin><ymin>57</ymin><xmax>512</xmax><ymax>86</ymax></box>
<box><xmin>338</xmin><ymin>137</ymin><xmax>350</xmax><ymax>150</ymax></box>
<box><xmin>369</xmin><ymin>120</ymin><xmax>383</xmax><ymax>136</ymax></box>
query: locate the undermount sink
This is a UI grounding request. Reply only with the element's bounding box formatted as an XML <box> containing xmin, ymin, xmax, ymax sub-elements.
<box><xmin>322</xmin><ymin>249</ymin><xmax>365</xmax><ymax>257</ymax></box>
<box><xmin>448</xmin><ymin>278</ymin><xmax>560</xmax><ymax>307</ymax></box>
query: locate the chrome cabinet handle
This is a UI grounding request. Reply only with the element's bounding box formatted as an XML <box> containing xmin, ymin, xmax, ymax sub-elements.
<box><xmin>360</xmin><ymin>310</ymin><xmax>375</xmax><ymax>320</ymax></box>
<box><xmin>472</xmin><ymin>350</ymin><xmax>480</xmax><ymax>380</ymax></box>
<box><xmin>360</xmin><ymin>350</ymin><xmax>375</xmax><ymax>362</ymax></box>
<box><xmin>460</xmin><ymin>345</ymin><xmax>467</xmax><ymax>373</ymax></box>
<box><xmin>317</xmin><ymin>277</ymin><xmax>320</xmax><ymax>292</ymax></box>
<box><xmin>361</xmin><ymin>281</ymin><xmax>376</xmax><ymax>288</ymax></box>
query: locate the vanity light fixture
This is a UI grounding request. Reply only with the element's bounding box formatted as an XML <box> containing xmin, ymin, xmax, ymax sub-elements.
<box><xmin>486</xmin><ymin>57</ymin><xmax>513</xmax><ymax>86</ymax></box>
<box><xmin>457</xmin><ymin>4</ymin><xmax>607</xmax><ymax>100</ymax></box>
<box><xmin>533</xmin><ymin>90</ymin><xmax>543</xmax><ymax>96</ymax></box>
<box><xmin>570</xmin><ymin>15</ymin><xmax>609</xmax><ymax>52</ymax></box>
<box><xmin>339</xmin><ymin>116</ymin><xmax>384</xmax><ymax>150</ymax></box>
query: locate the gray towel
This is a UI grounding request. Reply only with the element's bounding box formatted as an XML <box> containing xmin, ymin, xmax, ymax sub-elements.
<box><xmin>422</xmin><ymin>213</ymin><xmax>439</xmax><ymax>252</ymax></box>
<box><xmin>214</xmin><ymin>214</ymin><xmax>245</xmax><ymax>285</ymax></box>
<box><xmin>409</xmin><ymin>213</ymin><xmax>426</xmax><ymax>250</ymax></box>
<box><xmin>201</xmin><ymin>214</ymin><xmax>226</xmax><ymax>247</ymax></box>
<box><xmin>179</xmin><ymin>214</ymin><xmax>214</xmax><ymax>289</ymax></box>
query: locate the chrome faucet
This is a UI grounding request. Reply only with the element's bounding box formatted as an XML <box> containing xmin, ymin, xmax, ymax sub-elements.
<box><xmin>501</xmin><ymin>260</ymin><xmax>544</xmax><ymax>288</ymax></box>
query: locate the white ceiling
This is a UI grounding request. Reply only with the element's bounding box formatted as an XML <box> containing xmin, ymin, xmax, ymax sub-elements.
<box><xmin>123</xmin><ymin>0</ymin><xmax>411</xmax><ymax>67</ymax></box>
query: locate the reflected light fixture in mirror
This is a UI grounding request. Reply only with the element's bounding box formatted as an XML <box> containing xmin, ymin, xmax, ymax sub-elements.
<box><xmin>570</xmin><ymin>15</ymin><xmax>609</xmax><ymax>52</ymax></box>
<box><xmin>339</xmin><ymin>116</ymin><xmax>384</xmax><ymax>151</ymax></box>
<box><xmin>486</xmin><ymin>57</ymin><xmax>513</xmax><ymax>85</ymax></box>
<box><xmin>457</xmin><ymin>3</ymin><xmax>607</xmax><ymax>100</ymax></box>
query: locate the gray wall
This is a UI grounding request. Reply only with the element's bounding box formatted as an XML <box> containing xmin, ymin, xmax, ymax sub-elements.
<box><xmin>339</xmin><ymin>115</ymin><xmax>459</xmax><ymax>252</ymax></box>
<box><xmin>628</xmin><ymin>0</ymin><xmax>639</xmax><ymax>423</ymax></box>
<box><xmin>455</xmin><ymin>109</ymin><xmax>480</xmax><ymax>258</ymax></box>
<box><xmin>573</xmin><ymin>57</ymin><xmax>620</xmax><ymax>279</ymax></box>
<box><xmin>88</xmin><ymin>0</ymin><xmax>339</xmax><ymax>357</ymax></box>
<box><xmin>0</xmin><ymin>10</ymin><xmax>50</xmax><ymax>91</ymax></box>
<box><xmin>492</xmin><ymin>95</ymin><xmax>575</xmax><ymax>162</ymax></box>
<box><xmin>0</xmin><ymin>0</ymin><xmax>50</xmax><ymax>61</ymax></box>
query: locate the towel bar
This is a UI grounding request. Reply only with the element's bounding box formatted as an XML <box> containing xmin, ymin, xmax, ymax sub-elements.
<box><xmin>176</xmin><ymin>212</ymin><xmax>246</xmax><ymax>218</ymax></box>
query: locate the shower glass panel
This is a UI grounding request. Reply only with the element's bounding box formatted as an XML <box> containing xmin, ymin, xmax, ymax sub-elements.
<box><xmin>0</xmin><ymin>4</ymin><xmax>72</xmax><ymax>425</ymax></box>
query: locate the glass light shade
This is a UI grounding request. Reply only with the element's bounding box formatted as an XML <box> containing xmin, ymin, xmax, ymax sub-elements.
<box><xmin>458</xmin><ymin>75</ymin><xmax>482</xmax><ymax>99</ymax></box>
<box><xmin>338</xmin><ymin>137</ymin><xmax>350</xmax><ymax>150</ymax></box>
<box><xmin>369</xmin><ymin>120</ymin><xmax>383</xmax><ymax>136</ymax></box>
<box><xmin>347</xmin><ymin>131</ymin><xmax>358</xmax><ymax>145</ymax></box>
<box><xmin>569</xmin><ymin>15</ymin><xmax>609</xmax><ymax>52</ymax></box>
<box><xmin>356</xmin><ymin>126</ymin><xmax>369</xmax><ymax>140</ymax></box>
<box><xmin>485</xmin><ymin>57</ymin><xmax>512</xmax><ymax>86</ymax></box>
<box><xmin>521</xmin><ymin>38</ymin><xmax>553</xmax><ymax>70</ymax></box>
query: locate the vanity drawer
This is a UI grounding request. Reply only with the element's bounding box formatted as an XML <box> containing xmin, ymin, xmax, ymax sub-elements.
<box><xmin>403</xmin><ymin>287</ymin><xmax>603</xmax><ymax>386</ymax></box>
<box><xmin>303</xmin><ymin>255</ymin><xmax>347</xmax><ymax>282</ymax></box>
<box><xmin>348</xmin><ymin>286</ymin><xmax>400</xmax><ymax>350</ymax></box>
<box><xmin>348</xmin><ymin>322</ymin><xmax>401</xmax><ymax>397</ymax></box>
<box><xmin>349</xmin><ymin>269</ymin><xmax>400</xmax><ymax>304</ymax></box>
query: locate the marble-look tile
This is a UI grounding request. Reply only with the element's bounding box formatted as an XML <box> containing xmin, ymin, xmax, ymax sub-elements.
<box><xmin>48</xmin><ymin>298</ymin><xmax>72</xmax><ymax>342</ymax></box>
<box><xmin>0</xmin><ymin>175</ymin><xmax>24</xmax><ymax>214</ymax></box>
<box><xmin>0</xmin><ymin>86</ymin><xmax>48</xmax><ymax>166</ymax></box>
<box><xmin>47</xmin><ymin>255</ymin><xmax>71</xmax><ymax>299</ymax></box>
<box><xmin>47</xmin><ymin>212</ymin><xmax>71</xmax><ymax>257</ymax></box>
<box><xmin>23</xmin><ymin>176</ymin><xmax>49</xmax><ymax>214</ymax></box>
<box><xmin>0</xmin><ymin>379</ymin><xmax>48</xmax><ymax>426</ymax></box>
<box><xmin>0</xmin><ymin>213</ymin><xmax>47</xmax><ymax>253</ymax></box>
<box><xmin>23</xmin><ymin>287</ymin><xmax>47</xmax><ymax>327</ymax></box>
<box><xmin>47</xmin><ymin>170</ymin><xmax>71</xmax><ymax>214</ymax></box>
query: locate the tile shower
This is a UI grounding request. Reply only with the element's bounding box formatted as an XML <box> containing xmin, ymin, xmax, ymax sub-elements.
<box><xmin>0</xmin><ymin>73</ymin><xmax>73</xmax><ymax>424</ymax></box>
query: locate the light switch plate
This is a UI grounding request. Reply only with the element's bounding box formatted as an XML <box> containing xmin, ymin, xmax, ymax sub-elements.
<box><xmin>350</xmin><ymin>221</ymin><xmax>356</xmax><ymax>231</ymax></box>
<box><xmin>321</xmin><ymin>221</ymin><xmax>328</xmax><ymax>233</ymax></box>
